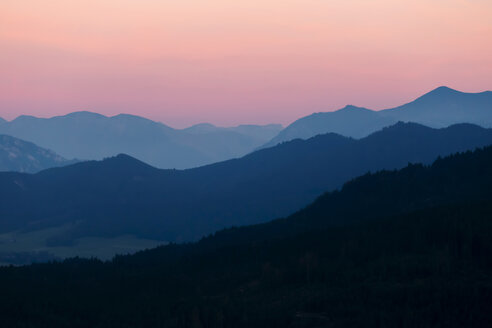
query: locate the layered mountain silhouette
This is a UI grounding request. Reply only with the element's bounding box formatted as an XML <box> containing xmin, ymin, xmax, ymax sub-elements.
<box><xmin>0</xmin><ymin>134</ymin><xmax>76</xmax><ymax>173</ymax></box>
<box><xmin>381</xmin><ymin>86</ymin><xmax>492</xmax><ymax>126</ymax></box>
<box><xmin>183</xmin><ymin>123</ymin><xmax>281</xmax><ymax>142</ymax></box>
<box><xmin>263</xmin><ymin>105</ymin><xmax>395</xmax><ymax>144</ymax></box>
<box><xmin>2</xmin><ymin>145</ymin><xmax>492</xmax><ymax>327</ymax></box>
<box><xmin>0</xmin><ymin>112</ymin><xmax>282</xmax><ymax>169</ymax></box>
<box><xmin>1</xmin><ymin>122</ymin><xmax>491</xmax><ymax>244</ymax></box>
<box><xmin>262</xmin><ymin>86</ymin><xmax>492</xmax><ymax>148</ymax></box>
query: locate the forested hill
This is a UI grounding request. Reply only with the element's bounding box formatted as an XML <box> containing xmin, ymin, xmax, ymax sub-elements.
<box><xmin>133</xmin><ymin>143</ymin><xmax>492</xmax><ymax>256</ymax></box>
<box><xmin>1</xmin><ymin>146</ymin><xmax>492</xmax><ymax>327</ymax></box>
<box><xmin>1</xmin><ymin>122</ymin><xmax>492</xmax><ymax>243</ymax></box>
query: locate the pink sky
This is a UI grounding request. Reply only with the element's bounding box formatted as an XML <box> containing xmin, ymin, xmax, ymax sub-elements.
<box><xmin>1</xmin><ymin>0</ymin><xmax>492</xmax><ymax>127</ymax></box>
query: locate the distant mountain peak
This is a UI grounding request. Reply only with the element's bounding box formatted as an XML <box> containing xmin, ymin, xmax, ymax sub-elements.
<box><xmin>0</xmin><ymin>134</ymin><xmax>73</xmax><ymax>173</ymax></box>
<box><xmin>182</xmin><ymin>123</ymin><xmax>219</xmax><ymax>134</ymax></box>
<box><xmin>432</xmin><ymin>85</ymin><xmax>457</xmax><ymax>92</ymax></box>
<box><xmin>420</xmin><ymin>86</ymin><xmax>462</xmax><ymax>98</ymax></box>
<box><xmin>12</xmin><ymin>111</ymin><xmax>109</xmax><ymax>123</ymax></box>
<box><xmin>187</xmin><ymin>123</ymin><xmax>217</xmax><ymax>129</ymax></box>
<box><xmin>111</xmin><ymin>113</ymin><xmax>146</xmax><ymax>120</ymax></box>
<box><xmin>339</xmin><ymin>105</ymin><xmax>371</xmax><ymax>112</ymax></box>
<box><xmin>63</xmin><ymin>111</ymin><xmax>108</xmax><ymax>119</ymax></box>
<box><xmin>109</xmin><ymin>113</ymin><xmax>173</xmax><ymax>129</ymax></box>
<box><xmin>0</xmin><ymin>112</ymin><xmax>285</xmax><ymax>169</ymax></box>
<box><xmin>12</xmin><ymin>115</ymin><xmax>38</xmax><ymax>122</ymax></box>
<box><xmin>424</xmin><ymin>86</ymin><xmax>492</xmax><ymax>97</ymax></box>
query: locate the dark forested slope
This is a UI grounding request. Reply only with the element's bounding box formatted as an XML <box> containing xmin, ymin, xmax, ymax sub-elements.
<box><xmin>1</xmin><ymin>146</ymin><xmax>492</xmax><ymax>327</ymax></box>
<box><xmin>1</xmin><ymin>123</ymin><xmax>492</xmax><ymax>242</ymax></box>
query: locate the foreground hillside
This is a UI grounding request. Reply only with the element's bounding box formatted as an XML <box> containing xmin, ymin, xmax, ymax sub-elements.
<box><xmin>1</xmin><ymin>146</ymin><xmax>492</xmax><ymax>327</ymax></box>
<box><xmin>0</xmin><ymin>122</ymin><xmax>491</xmax><ymax>257</ymax></box>
<box><xmin>0</xmin><ymin>134</ymin><xmax>76</xmax><ymax>173</ymax></box>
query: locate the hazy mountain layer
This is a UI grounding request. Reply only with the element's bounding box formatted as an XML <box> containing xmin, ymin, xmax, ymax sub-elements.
<box><xmin>263</xmin><ymin>86</ymin><xmax>492</xmax><ymax>148</ymax></box>
<box><xmin>0</xmin><ymin>134</ymin><xmax>75</xmax><ymax>173</ymax></box>
<box><xmin>0</xmin><ymin>112</ymin><xmax>282</xmax><ymax>169</ymax></box>
<box><xmin>381</xmin><ymin>86</ymin><xmax>492</xmax><ymax>126</ymax></box>
<box><xmin>0</xmin><ymin>123</ymin><xmax>491</xmax><ymax>246</ymax></box>
<box><xmin>2</xmin><ymin>145</ymin><xmax>492</xmax><ymax>327</ymax></box>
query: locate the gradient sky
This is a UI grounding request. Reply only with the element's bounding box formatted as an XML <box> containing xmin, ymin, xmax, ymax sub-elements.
<box><xmin>1</xmin><ymin>0</ymin><xmax>492</xmax><ymax>127</ymax></box>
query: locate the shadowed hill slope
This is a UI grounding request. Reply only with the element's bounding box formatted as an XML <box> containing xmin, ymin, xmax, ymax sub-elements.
<box><xmin>0</xmin><ymin>123</ymin><xmax>492</xmax><ymax>242</ymax></box>
<box><xmin>2</xmin><ymin>145</ymin><xmax>492</xmax><ymax>327</ymax></box>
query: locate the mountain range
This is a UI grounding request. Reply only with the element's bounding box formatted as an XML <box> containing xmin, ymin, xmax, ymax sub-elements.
<box><xmin>1</xmin><ymin>122</ymin><xmax>491</xmax><ymax>249</ymax></box>
<box><xmin>0</xmin><ymin>112</ymin><xmax>282</xmax><ymax>169</ymax></box>
<box><xmin>1</xmin><ymin>87</ymin><xmax>491</xmax><ymax>171</ymax></box>
<box><xmin>2</xmin><ymin>143</ymin><xmax>492</xmax><ymax>327</ymax></box>
<box><xmin>262</xmin><ymin>86</ymin><xmax>492</xmax><ymax>148</ymax></box>
<box><xmin>0</xmin><ymin>134</ymin><xmax>76</xmax><ymax>173</ymax></box>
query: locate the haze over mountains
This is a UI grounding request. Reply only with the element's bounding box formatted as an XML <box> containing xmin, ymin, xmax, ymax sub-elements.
<box><xmin>1</xmin><ymin>87</ymin><xmax>491</xmax><ymax>171</ymax></box>
<box><xmin>0</xmin><ymin>112</ymin><xmax>282</xmax><ymax>169</ymax></box>
<box><xmin>0</xmin><ymin>135</ymin><xmax>75</xmax><ymax>173</ymax></box>
<box><xmin>2</xmin><ymin>0</ymin><xmax>491</xmax><ymax>323</ymax></box>
<box><xmin>3</xmin><ymin>145</ymin><xmax>492</xmax><ymax>327</ymax></box>
<box><xmin>1</xmin><ymin>86</ymin><xmax>492</xmax><ymax>263</ymax></box>
<box><xmin>263</xmin><ymin>86</ymin><xmax>492</xmax><ymax>148</ymax></box>
<box><xmin>1</xmin><ymin>122</ymin><xmax>492</xmax><ymax>261</ymax></box>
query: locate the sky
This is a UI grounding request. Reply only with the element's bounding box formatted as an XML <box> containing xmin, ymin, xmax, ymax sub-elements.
<box><xmin>1</xmin><ymin>0</ymin><xmax>491</xmax><ymax>127</ymax></box>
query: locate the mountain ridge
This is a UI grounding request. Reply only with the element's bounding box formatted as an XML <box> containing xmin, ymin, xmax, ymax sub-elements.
<box><xmin>0</xmin><ymin>134</ymin><xmax>77</xmax><ymax>173</ymax></box>
<box><xmin>262</xmin><ymin>86</ymin><xmax>492</xmax><ymax>148</ymax></box>
<box><xmin>1</xmin><ymin>122</ymin><xmax>492</xmax><ymax>246</ymax></box>
<box><xmin>2</xmin><ymin>144</ymin><xmax>492</xmax><ymax>326</ymax></box>
<box><xmin>0</xmin><ymin>111</ymin><xmax>283</xmax><ymax>169</ymax></box>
